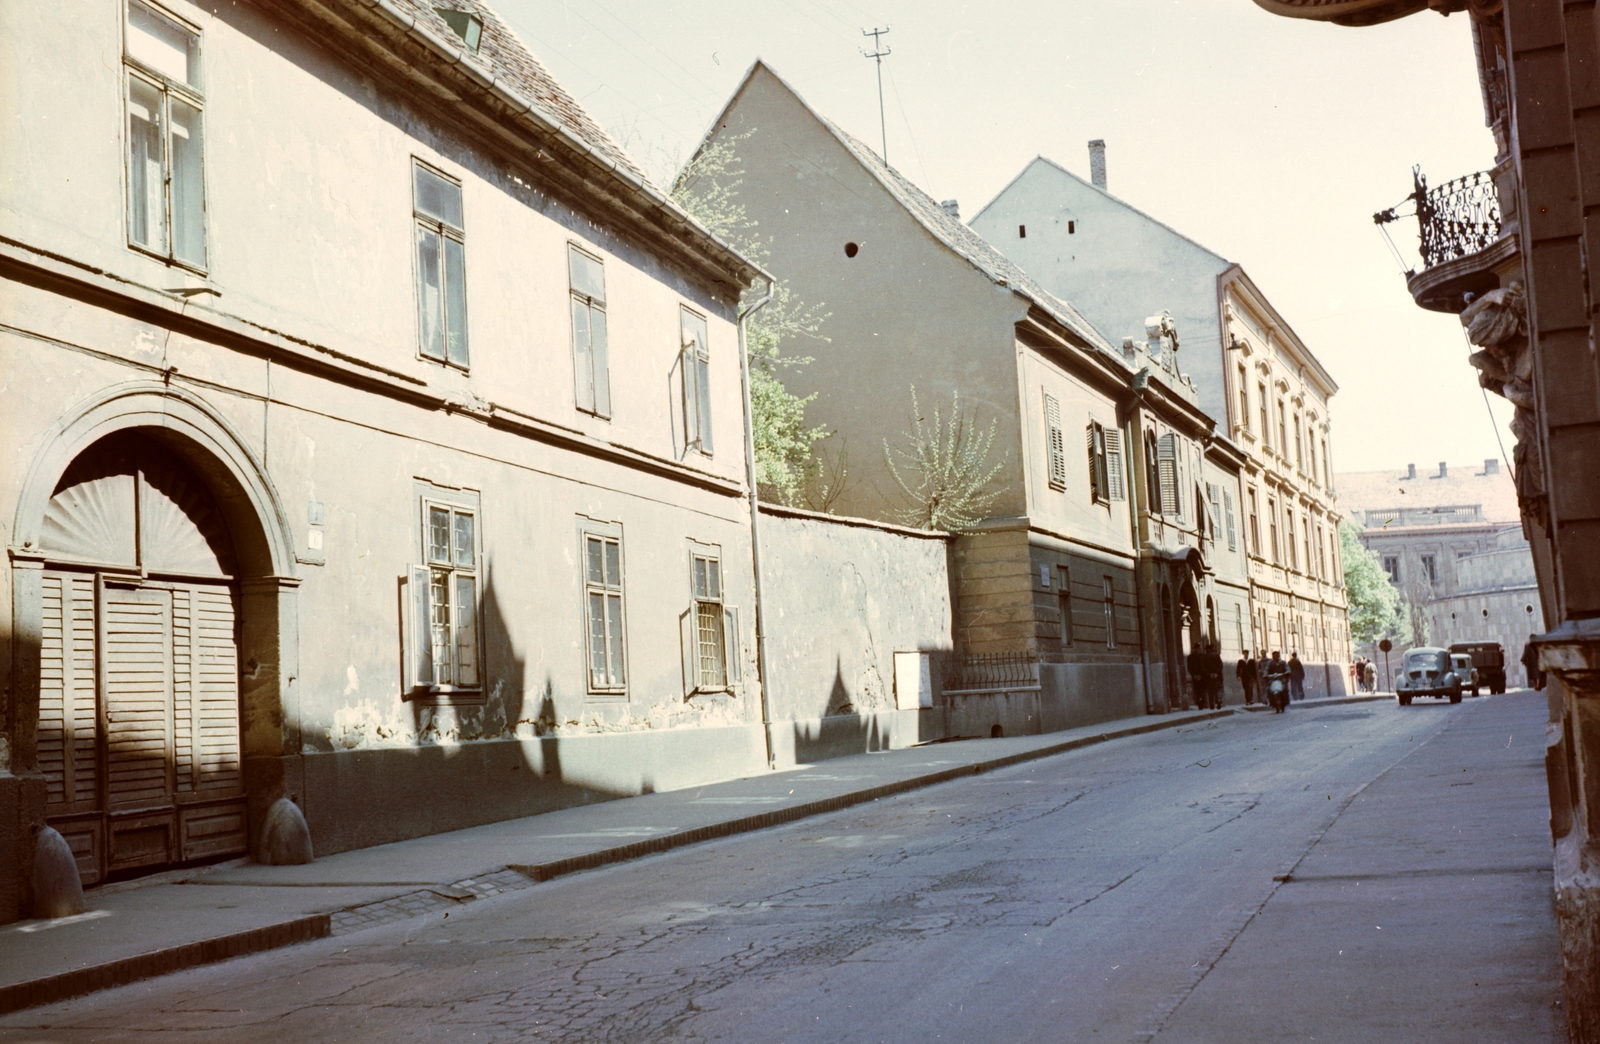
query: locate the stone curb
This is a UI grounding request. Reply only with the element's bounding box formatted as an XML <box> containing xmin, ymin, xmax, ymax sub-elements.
<box><xmin>0</xmin><ymin>913</ymin><xmax>330</xmax><ymax>1015</ymax></box>
<box><xmin>0</xmin><ymin>708</ymin><xmax>1234</xmax><ymax>1015</ymax></box>
<box><xmin>510</xmin><ymin>708</ymin><xmax>1236</xmax><ymax>883</ymax></box>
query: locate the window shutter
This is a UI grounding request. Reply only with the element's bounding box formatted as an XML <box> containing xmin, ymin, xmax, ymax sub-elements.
<box><xmin>1207</xmin><ymin>483</ymin><xmax>1222</xmax><ymax>540</ymax></box>
<box><xmin>682</xmin><ymin>344</ymin><xmax>701</xmax><ymax>449</ymax></box>
<box><xmin>724</xmin><ymin>606</ymin><xmax>742</xmax><ymax>685</ymax></box>
<box><xmin>1157</xmin><ymin>434</ymin><xmax>1179</xmax><ymax>516</ymax></box>
<box><xmin>696</xmin><ymin>353</ymin><xmax>714</xmax><ymax>454</ymax></box>
<box><xmin>407</xmin><ymin>565</ymin><xmax>434</xmax><ymax>690</ymax></box>
<box><xmin>571</xmin><ymin>297</ymin><xmax>594</xmax><ymax>412</ymax></box>
<box><xmin>680</xmin><ymin>607</ymin><xmax>698</xmax><ymax>696</ymax></box>
<box><xmin>1045</xmin><ymin>394</ymin><xmax>1066</xmax><ymax>489</ymax></box>
<box><xmin>1224</xmin><ymin>489</ymin><xmax>1237</xmax><ymax>549</ymax></box>
<box><xmin>590</xmin><ymin>306</ymin><xmax>611</xmax><ymax>418</ymax></box>
<box><xmin>1103</xmin><ymin>429</ymin><xmax>1125</xmax><ymax>501</ymax></box>
<box><xmin>1085</xmin><ymin>424</ymin><xmax>1101</xmax><ymax>502</ymax></box>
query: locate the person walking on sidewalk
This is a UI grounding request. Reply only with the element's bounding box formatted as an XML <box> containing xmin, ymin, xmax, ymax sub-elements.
<box><xmin>1202</xmin><ymin>642</ymin><xmax>1225</xmax><ymax>708</ymax></box>
<box><xmin>1185</xmin><ymin>644</ymin><xmax>1204</xmax><ymax>710</ymax></box>
<box><xmin>1237</xmin><ymin>653</ymin><xmax>1257</xmax><ymax>705</ymax></box>
<box><xmin>1288</xmin><ymin>650</ymin><xmax>1306</xmax><ymax>701</ymax></box>
<box><xmin>1364</xmin><ymin>659</ymin><xmax>1378</xmax><ymax>693</ymax></box>
<box><xmin>1521</xmin><ymin>636</ymin><xmax>1545</xmax><ymax>690</ymax></box>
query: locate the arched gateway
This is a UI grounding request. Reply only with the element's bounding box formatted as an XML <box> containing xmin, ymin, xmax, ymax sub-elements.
<box><xmin>12</xmin><ymin>384</ymin><xmax>297</xmax><ymax>886</ymax></box>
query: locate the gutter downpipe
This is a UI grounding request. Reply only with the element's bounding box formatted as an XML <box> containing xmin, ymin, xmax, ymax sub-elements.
<box><xmin>1122</xmin><ymin>370</ymin><xmax>1157</xmax><ymax>714</ymax></box>
<box><xmin>738</xmin><ymin>281</ymin><xmax>777</xmax><ymax>768</ymax></box>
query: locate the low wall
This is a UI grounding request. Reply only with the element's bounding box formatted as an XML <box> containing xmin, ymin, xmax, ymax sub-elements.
<box><xmin>760</xmin><ymin>508</ymin><xmax>954</xmax><ymax>723</ymax></box>
<box><xmin>300</xmin><ymin>724</ymin><xmax>768</xmax><ymax>856</ymax></box>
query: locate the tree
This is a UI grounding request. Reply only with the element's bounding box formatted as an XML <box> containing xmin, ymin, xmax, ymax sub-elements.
<box><xmin>883</xmin><ymin>386</ymin><xmax>1007</xmax><ymax>531</ymax></box>
<box><xmin>1340</xmin><ymin>521</ymin><xmax>1411</xmax><ymax>646</ymax></box>
<box><xmin>670</xmin><ymin>133</ymin><xmax>832</xmax><ymax>506</ymax></box>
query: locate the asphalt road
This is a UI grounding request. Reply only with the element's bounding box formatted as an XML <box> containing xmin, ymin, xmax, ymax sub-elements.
<box><xmin>0</xmin><ymin>691</ymin><xmax>1564</xmax><ymax>1043</ymax></box>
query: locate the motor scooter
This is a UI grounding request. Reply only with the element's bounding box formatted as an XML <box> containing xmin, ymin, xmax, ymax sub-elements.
<box><xmin>1265</xmin><ymin>676</ymin><xmax>1289</xmax><ymax>713</ymax></box>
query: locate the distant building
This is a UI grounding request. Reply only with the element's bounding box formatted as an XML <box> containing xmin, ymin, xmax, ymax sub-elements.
<box><xmin>1336</xmin><ymin>460</ymin><xmax>1544</xmax><ymax>676</ymax></box>
<box><xmin>971</xmin><ymin>150</ymin><xmax>1351</xmax><ymax>694</ymax></box>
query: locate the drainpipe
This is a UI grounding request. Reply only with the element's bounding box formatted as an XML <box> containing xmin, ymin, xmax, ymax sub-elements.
<box><xmin>738</xmin><ymin>281</ymin><xmax>776</xmax><ymax>768</ymax></box>
<box><xmin>1121</xmin><ymin>372</ymin><xmax>1156</xmax><ymax>714</ymax></box>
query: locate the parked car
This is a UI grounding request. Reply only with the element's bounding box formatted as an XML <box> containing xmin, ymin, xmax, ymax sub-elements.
<box><xmin>1395</xmin><ymin>647</ymin><xmax>1466</xmax><ymax>705</ymax></box>
<box><xmin>1450</xmin><ymin>653</ymin><xmax>1481</xmax><ymax>697</ymax></box>
<box><xmin>1449</xmin><ymin>641</ymin><xmax>1507</xmax><ymax>694</ymax></box>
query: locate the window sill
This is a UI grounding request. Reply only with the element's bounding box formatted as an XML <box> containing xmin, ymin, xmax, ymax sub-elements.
<box><xmin>129</xmin><ymin>242</ymin><xmax>209</xmax><ymax>279</ymax></box>
<box><xmin>404</xmin><ymin>687</ymin><xmax>486</xmax><ymax>706</ymax></box>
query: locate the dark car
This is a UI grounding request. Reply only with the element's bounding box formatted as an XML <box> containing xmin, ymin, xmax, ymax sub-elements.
<box><xmin>1395</xmin><ymin>647</ymin><xmax>1467</xmax><ymax>705</ymax></box>
<box><xmin>1449</xmin><ymin>641</ymin><xmax>1507</xmax><ymax>694</ymax></box>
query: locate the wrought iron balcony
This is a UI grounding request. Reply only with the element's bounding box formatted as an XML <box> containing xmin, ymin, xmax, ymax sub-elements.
<box><xmin>1376</xmin><ymin>166</ymin><xmax>1511</xmax><ymax>313</ymax></box>
<box><xmin>1376</xmin><ymin>166</ymin><xmax>1501</xmax><ymax>270</ymax></box>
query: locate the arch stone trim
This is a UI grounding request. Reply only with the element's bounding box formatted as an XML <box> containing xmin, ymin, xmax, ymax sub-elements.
<box><xmin>11</xmin><ymin>382</ymin><xmax>297</xmax><ymax>578</ymax></box>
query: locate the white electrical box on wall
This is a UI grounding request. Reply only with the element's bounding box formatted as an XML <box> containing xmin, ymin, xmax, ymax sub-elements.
<box><xmin>894</xmin><ymin>651</ymin><xmax>933</xmax><ymax>710</ymax></box>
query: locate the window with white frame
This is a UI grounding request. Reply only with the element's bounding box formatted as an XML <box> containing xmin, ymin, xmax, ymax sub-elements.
<box><xmin>125</xmin><ymin>2</ymin><xmax>206</xmax><ymax>269</ymax></box>
<box><xmin>1285</xmin><ymin>509</ymin><xmax>1298</xmax><ymax>570</ymax></box>
<box><xmin>413</xmin><ymin>162</ymin><xmax>468</xmax><ymax>366</ymax></box>
<box><xmin>681</xmin><ymin>308</ymin><xmax>714</xmax><ymax>454</ymax></box>
<box><xmin>1383</xmin><ymin>554</ymin><xmax>1400</xmax><ymax>584</ymax></box>
<box><xmin>405</xmin><ymin>487</ymin><xmax>480</xmax><ymax>694</ymax></box>
<box><xmin>682</xmin><ymin>544</ymin><xmax>742</xmax><ymax>694</ymax></box>
<box><xmin>1247</xmin><ymin>487</ymin><xmax>1261</xmax><ymax>556</ymax></box>
<box><xmin>1045</xmin><ymin>393</ymin><xmax>1067</xmax><ymax>491</ymax></box>
<box><xmin>570</xmin><ymin>246</ymin><xmax>611</xmax><ymax>417</ymax></box>
<box><xmin>1268</xmin><ymin>496</ymin><xmax>1281</xmax><ymax>564</ymax></box>
<box><xmin>583</xmin><ymin>523</ymin><xmax>626</xmax><ymax>692</ymax></box>
<box><xmin>1223</xmin><ymin>488</ymin><xmax>1238</xmax><ymax>550</ymax></box>
<box><xmin>1302</xmin><ymin>513</ymin><xmax>1312</xmax><ymax>574</ymax></box>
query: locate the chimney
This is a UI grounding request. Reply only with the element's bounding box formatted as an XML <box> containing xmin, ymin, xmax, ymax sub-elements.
<box><xmin>940</xmin><ymin>199</ymin><xmax>960</xmax><ymax>220</ymax></box>
<box><xmin>1483</xmin><ymin>457</ymin><xmax>1500</xmax><ymax>475</ymax></box>
<box><xmin>1434</xmin><ymin>461</ymin><xmax>1448</xmax><ymax>479</ymax></box>
<box><xmin>1405</xmin><ymin>463</ymin><xmax>1417</xmax><ymax>480</ymax></box>
<box><xmin>1089</xmin><ymin>140</ymin><xmax>1107</xmax><ymax>190</ymax></box>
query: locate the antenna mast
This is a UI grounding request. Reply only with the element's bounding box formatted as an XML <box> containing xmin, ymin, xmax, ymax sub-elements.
<box><xmin>861</xmin><ymin>26</ymin><xmax>891</xmax><ymax>164</ymax></box>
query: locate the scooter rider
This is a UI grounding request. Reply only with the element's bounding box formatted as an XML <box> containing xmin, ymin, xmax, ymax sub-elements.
<box><xmin>1262</xmin><ymin>650</ymin><xmax>1291</xmax><ymax>713</ymax></box>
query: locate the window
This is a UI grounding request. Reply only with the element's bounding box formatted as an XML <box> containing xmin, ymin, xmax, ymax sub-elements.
<box><xmin>1086</xmin><ymin>421</ymin><xmax>1125</xmax><ymax>504</ymax></box>
<box><xmin>1102</xmin><ymin>576</ymin><xmax>1117</xmax><ymax>648</ymax></box>
<box><xmin>124</xmin><ymin>2</ymin><xmax>205</xmax><ymax>268</ymax></box>
<box><xmin>583</xmin><ymin>526</ymin><xmax>626</xmax><ymax>692</ymax></box>
<box><xmin>1421</xmin><ymin>553</ymin><xmax>1437</xmax><ymax>584</ymax></box>
<box><xmin>413</xmin><ymin>163</ymin><xmax>468</xmax><ymax>366</ymax></box>
<box><xmin>1315</xmin><ymin>525</ymin><xmax>1328</xmax><ymax>580</ymax></box>
<box><xmin>682</xmin><ymin>308</ymin><xmax>713</xmax><ymax>454</ymax></box>
<box><xmin>1293</xmin><ymin>414</ymin><xmax>1305</xmax><ymax>471</ymax></box>
<box><xmin>1237</xmin><ymin>365</ymin><xmax>1250</xmax><ymax>432</ymax></box>
<box><xmin>1247</xmin><ymin>487</ymin><xmax>1261</xmax><ymax>556</ymax></box>
<box><xmin>1258</xmin><ymin>384</ymin><xmax>1270</xmax><ymax>448</ymax></box>
<box><xmin>1019</xmin><ymin>224</ymin><xmax>1027</xmax><ymax>238</ymax></box>
<box><xmin>405</xmin><ymin>492</ymin><xmax>480</xmax><ymax>693</ymax></box>
<box><xmin>570</xmin><ymin>245</ymin><xmax>611</xmax><ymax>417</ymax></box>
<box><xmin>1268</xmin><ymin>497</ymin><xmax>1281</xmax><ymax>564</ymax></box>
<box><xmin>435</xmin><ymin>8</ymin><xmax>483</xmax><ymax>51</ymax></box>
<box><xmin>1285</xmin><ymin>510</ymin><xmax>1298</xmax><ymax>570</ymax></box>
<box><xmin>1045</xmin><ymin>393</ymin><xmax>1067</xmax><ymax>490</ymax></box>
<box><xmin>1144</xmin><ymin>432</ymin><xmax>1161</xmax><ymax>514</ymax></box>
<box><xmin>1307</xmin><ymin>434</ymin><xmax>1318</xmax><ymax>485</ymax></box>
<box><xmin>1156</xmin><ymin>433</ymin><xmax>1182</xmax><ymax>518</ymax></box>
<box><xmin>682</xmin><ymin>546</ymin><xmax>740</xmax><ymax>694</ymax></box>
<box><xmin>1321</xmin><ymin>438</ymin><xmax>1331</xmax><ymax>489</ymax></box>
<box><xmin>1383</xmin><ymin>554</ymin><xmax>1400</xmax><ymax>584</ymax></box>
<box><xmin>1302</xmin><ymin>514</ymin><xmax>1312</xmax><ymax>575</ymax></box>
<box><xmin>1058</xmin><ymin>566</ymin><xmax>1073</xmax><ymax>646</ymax></box>
<box><xmin>1276</xmin><ymin>399</ymin><xmax>1288</xmax><ymax>459</ymax></box>
<box><xmin>1207</xmin><ymin>483</ymin><xmax>1223</xmax><ymax>543</ymax></box>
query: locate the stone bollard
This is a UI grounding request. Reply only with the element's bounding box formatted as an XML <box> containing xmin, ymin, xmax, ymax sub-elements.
<box><xmin>258</xmin><ymin>797</ymin><xmax>314</xmax><ymax>865</ymax></box>
<box><xmin>32</xmin><ymin>827</ymin><xmax>85</xmax><ymax>919</ymax></box>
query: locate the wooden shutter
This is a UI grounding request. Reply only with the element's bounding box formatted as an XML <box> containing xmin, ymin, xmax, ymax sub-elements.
<box><xmin>1103</xmin><ymin>429</ymin><xmax>1125</xmax><ymax>501</ymax></box>
<box><xmin>192</xmin><ymin>586</ymin><xmax>241</xmax><ymax>794</ymax></box>
<box><xmin>1157</xmin><ymin>434</ymin><xmax>1179</xmax><ymax>517</ymax></box>
<box><xmin>406</xmin><ymin>565</ymin><xmax>434</xmax><ymax>690</ymax></box>
<box><xmin>1044</xmin><ymin>394</ymin><xmax>1066</xmax><ymax>489</ymax></box>
<box><xmin>571</xmin><ymin>296</ymin><xmax>594</xmax><ymax>413</ymax></box>
<box><xmin>101</xmin><ymin>583</ymin><xmax>174</xmax><ymax>812</ymax></box>
<box><xmin>680</xmin><ymin>607</ymin><xmax>698</xmax><ymax>696</ymax></box>
<box><xmin>683</xmin><ymin>343</ymin><xmax>702</xmax><ymax>451</ymax></box>
<box><xmin>590</xmin><ymin>306</ymin><xmax>611</xmax><ymax>418</ymax></box>
<box><xmin>39</xmin><ymin>572</ymin><xmax>98</xmax><ymax>810</ymax></box>
<box><xmin>1208</xmin><ymin>483</ymin><xmax>1223</xmax><ymax>540</ymax></box>
<box><xmin>1224</xmin><ymin>490</ymin><xmax>1237</xmax><ymax>549</ymax></box>
<box><xmin>1085</xmin><ymin>424</ymin><xmax>1101</xmax><ymax>501</ymax></box>
<box><xmin>724</xmin><ymin>606</ymin><xmax>742</xmax><ymax>686</ymax></box>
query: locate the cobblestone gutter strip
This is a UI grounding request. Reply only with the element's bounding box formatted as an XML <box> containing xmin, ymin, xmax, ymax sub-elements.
<box><xmin>0</xmin><ymin>914</ymin><xmax>330</xmax><ymax>1015</ymax></box>
<box><xmin>511</xmin><ymin>709</ymin><xmax>1236</xmax><ymax>884</ymax></box>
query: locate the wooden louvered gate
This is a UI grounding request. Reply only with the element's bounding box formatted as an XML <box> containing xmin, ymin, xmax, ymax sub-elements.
<box><xmin>42</xmin><ymin>571</ymin><xmax>248</xmax><ymax>883</ymax></box>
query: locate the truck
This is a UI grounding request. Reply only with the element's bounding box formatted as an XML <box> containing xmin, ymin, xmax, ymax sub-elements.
<box><xmin>1448</xmin><ymin>641</ymin><xmax>1507</xmax><ymax>695</ymax></box>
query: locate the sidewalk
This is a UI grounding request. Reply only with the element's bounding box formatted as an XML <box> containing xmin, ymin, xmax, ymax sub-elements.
<box><xmin>0</xmin><ymin>706</ymin><xmax>1242</xmax><ymax>1014</ymax></box>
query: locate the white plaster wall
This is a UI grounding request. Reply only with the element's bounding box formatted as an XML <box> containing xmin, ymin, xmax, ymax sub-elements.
<box><xmin>1017</xmin><ymin>348</ymin><xmax>1132</xmax><ymax>553</ymax></box>
<box><xmin>971</xmin><ymin>159</ymin><xmax>1232</xmax><ymax>425</ymax></box>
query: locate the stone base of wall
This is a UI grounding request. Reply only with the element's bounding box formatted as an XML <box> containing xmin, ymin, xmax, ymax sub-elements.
<box><xmin>0</xmin><ymin>774</ymin><xmax>46</xmax><ymax>925</ymax></box>
<box><xmin>300</xmin><ymin>725</ymin><xmax>768</xmax><ymax>857</ymax></box>
<box><xmin>1040</xmin><ymin>663</ymin><xmax>1148</xmax><ymax>729</ymax></box>
<box><xmin>1554</xmin><ymin>834</ymin><xmax>1600</xmax><ymax>1044</ymax></box>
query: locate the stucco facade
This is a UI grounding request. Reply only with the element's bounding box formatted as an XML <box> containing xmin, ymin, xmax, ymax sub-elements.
<box><xmin>0</xmin><ymin>0</ymin><xmax>778</xmax><ymax>920</ymax></box>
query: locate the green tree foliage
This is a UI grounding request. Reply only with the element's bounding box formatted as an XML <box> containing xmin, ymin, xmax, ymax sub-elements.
<box><xmin>1340</xmin><ymin>521</ymin><xmax>1412</xmax><ymax>646</ymax></box>
<box><xmin>670</xmin><ymin>133</ymin><xmax>832</xmax><ymax>506</ymax></box>
<box><xmin>884</xmin><ymin>386</ymin><xmax>1007</xmax><ymax>531</ymax></box>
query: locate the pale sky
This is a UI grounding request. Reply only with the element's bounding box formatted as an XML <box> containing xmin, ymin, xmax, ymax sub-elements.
<box><xmin>497</xmin><ymin>0</ymin><xmax>1511</xmax><ymax>475</ymax></box>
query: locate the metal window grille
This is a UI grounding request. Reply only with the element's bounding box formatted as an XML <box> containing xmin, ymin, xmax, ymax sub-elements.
<box><xmin>414</xmin><ymin>503</ymin><xmax>478</xmax><ymax>689</ymax></box>
<box><xmin>585</xmin><ymin>534</ymin><xmax>626</xmax><ymax>689</ymax></box>
<box><xmin>940</xmin><ymin>651</ymin><xmax>1039</xmax><ymax>692</ymax></box>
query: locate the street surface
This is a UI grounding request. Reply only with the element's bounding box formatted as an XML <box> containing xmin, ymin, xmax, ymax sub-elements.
<box><xmin>0</xmin><ymin>692</ymin><xmax>1563</xmax><ymax>1042</ymax></box>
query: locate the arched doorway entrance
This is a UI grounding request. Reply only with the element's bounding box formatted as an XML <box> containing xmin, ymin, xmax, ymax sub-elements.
<box><xmin>37</xmin><ymin>431</ymin><xmax>247</xmax><ymax>883</ymax></box>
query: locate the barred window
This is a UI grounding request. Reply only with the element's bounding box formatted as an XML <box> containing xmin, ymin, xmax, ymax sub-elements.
<box><xmin>405</xmin><ymin>490</ymin><xmax>480</xmax><ymax>695</ymax></box>
<box><xmin>682</xmin><ymin>544</ymin><xmax>741</xmax><ymax>695</ymax></box>
<box><xmin>585</xmin><ymin>530</ymin><xmax>627</xmax><ymax>691</ymax></box>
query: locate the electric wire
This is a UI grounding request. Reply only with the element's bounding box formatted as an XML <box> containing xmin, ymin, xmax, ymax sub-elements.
<box><xmin>885</xmin><ymin>62</ymin><xmax>934</xmax><ymax>191</ymax></box>
<box><xmin>1459</xmin><ymin>324</ymin><xmax>1517</xmax><ymax>483</ymax></box>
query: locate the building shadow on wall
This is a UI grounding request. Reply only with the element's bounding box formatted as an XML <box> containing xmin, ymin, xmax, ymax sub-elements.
<box><xmin>790</xmin><ymin>656</ymin><xmax>885</xmax><ymax>763</ymax></box>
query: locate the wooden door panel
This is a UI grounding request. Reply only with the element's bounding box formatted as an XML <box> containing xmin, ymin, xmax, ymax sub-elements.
<box><xmin>101</xmin><ymin>584</ymin><xmax>174</xmax><ymax>811</ymax></box>
<box><xmin>39</xmin><ymin>572</ymin><xmax>99</xmax><ymax>812</ymax></box>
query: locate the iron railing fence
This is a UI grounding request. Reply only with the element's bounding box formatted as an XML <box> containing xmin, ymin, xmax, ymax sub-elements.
<box><xmin>1375</xmin><ymin>166</ymin><xmax>1501</xmax><ymax>271</ymax></box>
<box><xmin>939</xmin><ymin>651</ymin><xmax>1039</xmax><ymax>692</ymax></box>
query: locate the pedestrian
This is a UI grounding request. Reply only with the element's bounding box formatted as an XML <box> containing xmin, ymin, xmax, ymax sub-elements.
<box><xmin>1522</xmin><ymin>636</ymin><xmax>1545</xmax><ymax>690</ymax></box>
<box><xmin>1364</xmin><ymin>660</ymin><xmax>1377</xmax><ymax>693</ymax></box>
<box><xmin>1237</xmin><ymin>653</ymin><xmax>1257</xmax><ymax>705</ymax></box>
<box><xmin>1185</xmin><ymin>644</ymin><xmax>1205</xmax><ymax>710</ymax></box>
<box><xmin>1262</xmin><ymin>650</ymin><xmax>1291</xmax><ymax>712</ymax></box>
<box><xmin>1204</xmin><ymin>642</ymin><xmax>1226</xmax><ymax>709</ymax></box>
<box><xmin>1288</xmin><ymin>650</ymin><xmax>1306</xmax><ymax>701</ymax></box>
